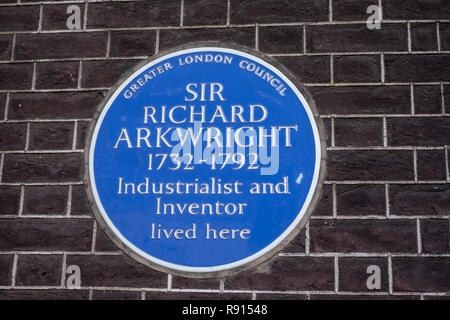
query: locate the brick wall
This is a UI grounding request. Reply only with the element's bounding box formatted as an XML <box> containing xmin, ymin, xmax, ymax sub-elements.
<box><xmin>0</xmin><ymin>0</ymin><xmax>449</xmax><ymax>300</ymax></box>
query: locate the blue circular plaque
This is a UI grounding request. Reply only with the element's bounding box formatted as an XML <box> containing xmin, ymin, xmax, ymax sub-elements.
<box><xmin>86</xmin><ymin>45</ymin><xmax>325</xmax><ymax>277</ymax></box>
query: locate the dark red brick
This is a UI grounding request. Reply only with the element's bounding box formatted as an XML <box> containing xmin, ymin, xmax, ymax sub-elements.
<box><xmin>332</xmin><ymin>0</ymin><xmax>379</xmax><ymax>21</ymax></box>
<box><xmin>0</xmin><ymin>218</ymin><xmax>92</xmax><ymax>251</ymax></box>
<box><xmin>81</xmin><ymin>59</ymin><xmax>142</xmax><ymax>88</ymax></box>
<box><xmin>311</xmin><ymin>294</ymin><xmax>420</xmax><ymax>300</ymax></box>
<box><xmin>306</xmin><ymin>24</ymin><xmax>407</xmax><ymax>53</ymax></box>
<box><xmin>16</xmin><ymin>254</ymin><xmax>62</xmax><ymax>286</ymax></box>
<box><xmin>385</xmin><ymin>54</ymin><xmax>450</xmax><ymax>82</ymax></box>
<box><xmin>66</xmin><ymin>255</ymin><xmax>167</xmax><ymax>288</ymax></box>
<box><xmin>146</xmin><ymin>292</ymin><xmax>251</xmax><ymax>300</ymax></box>
<box><xmin>94</xmin><ymin>228</ymin><xmax>119</xmax><ymax>252</ymax></box>
<box><xmin>71</xmin><ymin>185</ymin><xmax>92</xmax><ymax>216</ymax></box>
<box><xmin>390</xmin><ymin>184</ymin><xmax>450</xmax><ymax>216</ymax></box>
<box><xmin>29</xmin><ymin>122</ymin><xmax>74</xmax><ymax>150</ymax></box>
<box><xmin>110</xmin><ymin>31</ymin><xmax>156</xmax><ymax>57</ymax></box>
<box><xmin>35</xmin><ymin>62</ymin><xmax>79</xmax><ymax>89</ymax></box>
<box><xmin>259</xmin><ymin>26</ymin><xmax>303</xmax><ymax>54</ymax></box>
<box><xmin>277</xmin><ymin>56</ymin><xmax>330</xmax><ymax>83</ymax></box>
<box><xmin>87</xmin><ymin>0</ymin><xmax>180</xmax><ymax>28</ymax></box>
<box><xmin>309</xmin><ymin>86</ymin><xmax>410</xmax><ymax>115</ymax></box>
<box><xmin>336</xmin><ymin>184</ymin><xmax>385</xmax><ymax>216</ymax></box>
<box><xmin>0</xmin><ymin>289</ymin><xmax>89</xmax><ymax>300</ymax></box>
<box><xmin>387</xmin><ymin>117</ymin><xmax>450</xmax><ymax>146</ymax></box>
<box><xmin>423</xmin><ymin>295</ymin><xmax>450</xmax><ymax>300</ymax></box>
<box><xmin>311</xmin><ymin>184</ymin><xmax>333</xmax><ymax>217</ymax></box>
<box><xmin>334</xmin><ymin>55</ymin><xmax>380</xmax><ymax>83</ymax></box>
<box><xmin>0</xmin><ymin>255</ymin><xmax>13</xmax><ymax>286</ymax></box>
<box><xmin>184</xmin><ymin>0</ymin><xmax>227</xmax><ymax>26</ymax></box>
<box><xmin>310</xmin><ymin>219</ymin><xmax>417</xmax><ymax>253</ymax></box>
<box><xmin>15</xmin><ymin>33</ymin><xmax>107</xmax><ymax>60</ymax></box>
<box><xmin>414</xmin><ymin>85</ymin><xmax>442</xmax><ymax>114</ymax></box>
<box><xmin>0</xmin><ymin>186</ymin><xmax>21</xmax><ymax>215</ymax></box>
<box><xmin>417</xmin><ymin>150</ymin><xmax>446</xmax><ymax>181</ymax></box>
<box><xmin>421</xmin><ymin>219</ymin><xmax>449</xmax><ymax>254</ymax></box>
<box><xmin>23</xmin><ymin>185</ymin><xmax>68</xmax><ymax>215</ymax></box>
<box><xmin>0</xmin><ymin>122</ymin><xmax>27</xmax><ymax>151</ymax></box>
<box><xmin>383</xmin><ymin>0</ymin><xmax>450</xmax><ymax>20</ymax></box>
<box><xmin>2</xmin><ymin>153</ymin><xmax>83</xmax><ymax>183</ymax></box>
<box><xmin>411</xmin><ymin>23</ymin><xmax>438</xmax><ymax>51</ymax></box>
<box><xmin>393</xmin><ymin>257</ymin><xmax>450</xmax><ymax>292</ymax></box>
<box><xmin>159</xmin><ymin>27</ymin><xmax>255</xmax><ymax>50</ymax></box>
<box><xmin>445</xmin><ymin>85</ymin><xmax>450</xmax><ymax>113</ymax></box>
<box><xmin>93</xmin><ymin>290</ymin><xmax>141</xmax><ymax>300</ymax></box>
<box><xmin>225</xmin><ymin>256</ymin><xmax>334</xmax><ymax>291</ymax></box>
<box><xmin>171</xmin><ymin>276</ymin><xmax>220</xmax><ymax>290</ymax></box>
<box><xmin>0</xmin><ymin>63</ymin><xmax>33</xmax><ymax>90</ymax></box>
<box><xmin>0</xmin><ymin>6</ymin><xmax>39</xmax><ymax>31</ymax></box>
<box><xmin>0</xmin><ymin>93</ymin><xmax>5</xmax><ymax>119</ymax></box>
<box><xmin>334</xmin><ymin>118</ymin><xmax>382</xmax><ymax>147</ymax></box>
<box><xmin>76</xmin><ymin>120</ymin><xmax>90</xmax><ymax>150</ymax></box>
<box><xmin>280</xmin><ymin>229</ymin><xmax>306</xmax><ymax>253</ymax></box>
<box><xmin>339</xmin><ymin>257</ymin><xmax>389</xmax><ymax>292</ymax></box>
<box><xmin>8</xmin><ymin>92</ymin><xmax>104</xmax><ymax>120</ymax></box>
<box><xmin>441</xmin><ymin>23</ymin><xmax>450</xmax><ymax>51</ymax></box>
<box><xmin>231</xmin><ymin>0</ymin><xmax>329</xmax><ymax>24</ymax></box>
<box><xmin>42</xmin><ymin>3</ymin><xmax>85</xmax><ymax>31</ymax></box>
<box><xmin>0</xmin><ymin>34</ymin><xmax>12</xmax><ymax>60</ymax></box>
<box><xmin>327</xmin><ymin>150</ymin><xmax>414</xmax><ymax>181</ymax></box>
<box><xmin>256</xmin><ymin>293</ymin><xmax>307</xmax><ymax>300</ymax></box>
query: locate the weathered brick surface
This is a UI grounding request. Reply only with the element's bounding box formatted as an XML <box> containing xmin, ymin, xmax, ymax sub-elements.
<box><xmin>184</xmin><ymin>0</ymin><xmax>227</xmax><ymax>26</ymax></box>
<box><xmin>411</xmin><ymin>23</ymin><xmax>438</xmax><ymax>51</ymax></box>
<box><xmin>339</xmin><ymin>257</ymin><xmax>389</xmax><ymax>292</ymax></box>
<box><xmin>310</xmin><ymin>220</ymin><xmax>417</xmax><ymax>253</ymax></box>
<box><xmin>15</xmin><ymin>33</ymin><xmax>107</xmax><ymax>60</ymax></box>
<box><xmin>416</xmin><ymin>150</ymin><xmax>447</xmax><ymax>181</ymax></box>
<box><xmin>231</xmin><ymin>0</ymin><xmax>329</xmax><ymax>24</ymax></box>
<box><xmin>336</xmin><ymin>185</ymin><xmax>385</xmax><ymax>216</ymax></box>
<box><xmin>387</xmin><ymin>117</ymin><xmax>450</xmax><ymax>146</ymax></box>
<box><xmin>0</xmin><ymin>63</ymin><xmax>33</xmax><ymax>90</ymax></box>
<box><xmin>81</xmin><ymin>60</ymin><xmax>143</xmax><ymax>88</ymax></box>
<box><xmin>16</xmin><ymin>255</ymin><xmax>62</xmax><ymax>286</ymax></box>
<box><xmin>66</xmin><ymin>255</ymin><xmax>167</xmax><ymax>288</ymax></box>
<box><xmin>390</xmin><ymin>185</ymin><xmax>450</xmax><ymax>216</ymax></box>
<box><xmin>393</xmin><ymin>257</ymin><xmax>450</xmax><ymax>292</ymax></box>
<box><xmin>0</xmin><ymin>219</ymin><xmax>92</xmax><ymax>251</ymax></box>
<box><xmin>0</xmin><ymin>123</ymin><xmax>27</xmax><ymax>151</ymax></box>
<box><xmin>159</xmin><ymin>27</ymin><xmax>255</xmax><ymax>50</ymax></box>
<box><xmin>225</xmin><ymin>257</ymin><xmax>334</xmax><ymax>291</ymax></box>
<box><xmin>309</xmin><ymin>86</ymin><xmax>411</xmax><ymax>114</ymax></box>
<box><xmin>2</xmin><ymin>153</ymin><xmax>82</xmax><ymax>183</ymax></box>
<box><xmin>29</xmin><ymin>122</ymin><xmax>74</xmax><ymax>150</ymax></box>
<box><xmin>306</xmin><ymin>24</ymin><xmax>407</xmax><ymax>53</ymax></box>
<box><xmin>420</xmin><ymin>219</ymin><xmax>450</xmax><ymax>254</ymax></box>
<box><xmin>87</xmin><ymin>1</ymin><xmax>180</xmax><ymax>28</ymax></box>
<box><xmin>0</xmin><ymin>34</ymin><xmax>13</xmax><ymax>60</ymax></box>
<box><xmin>414</xmin><ymin>85</ymin><xmax>442</xmax><ymax>114</ymax></box>
<box><xmin>278</xmin><ymin>56</ymin><xmax>330</xmax><ymax>83</ymax></box>
<box><xmin>334</xmin><ymin>118</ymin><xmax>382</xmax><ymax>146</ymax></box>
<box><xmin>327</xmin><ymin>150</ymin><xmax>414</xmax><ymax>181</ymax></box>
<box><xmin>23</xmin><ymin>185</ymin><xmax>68</xmax><ymax>215</ymax></box>
<box><xmin>109</xmin><ymin>31</ymin><xmax>156</xmax><ymax>57</ymax></box>
<box><xmin>0</xmin><ymin>255</ymin><xmax>13</xmax><ymax>286</ymax></box>
<box><xmin>334</xmin><ymin>55</ymin><xmax>380</xmax><ymax>83</ymax></box>
<box><xmin>383</xmin><ymin>0</ymin><xmax>450</xmax><ymax>20</ymax></box>
<box><xmin>0</xmin><ymin>0</ymin><xmax>448</xmax><ymax>301</ymax></box>
<box><xmin>0</xmin><ymin>186</ymin><xmax>21</xmax><ymax>215</ymax></box>
<box><xmin>385</xmin><ymin>54</ymin><xmax>450</xmax><ymax>82</ymax></box>
<box><xmin>8</xmin><ymin>92</ymin><xmax>104</xmax><ymax>120</ymax></box>
<box><xmin>35</xmin><ymin>62</ymin><xmax>79</xmax><ymax>89</ymax></box>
